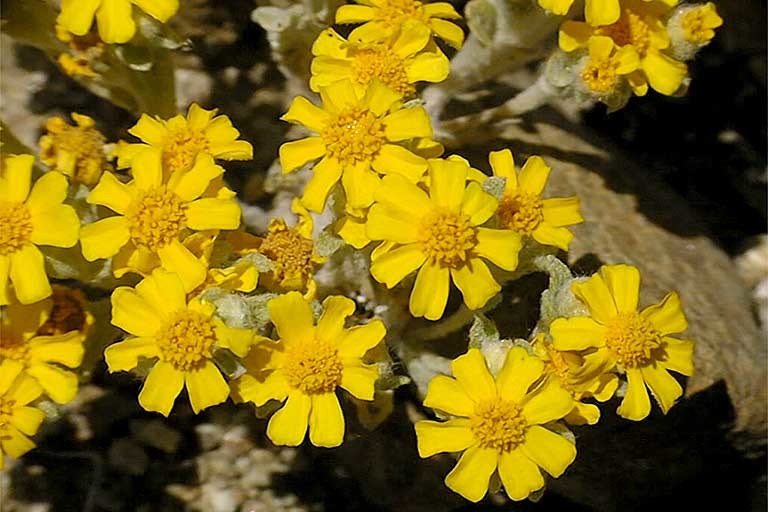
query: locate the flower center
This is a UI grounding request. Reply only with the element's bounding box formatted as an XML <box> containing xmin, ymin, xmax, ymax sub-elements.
<box><xmin>282</xmin><ymin>339</ymin><xmax>344</xmax><ymax>394</ymax></box>
<box><xmin>0</xmin><ymin>202</ymin><xmax>33</xmax><ymax>256</ymax></box>
<box><xmin>37</xmin><ymin>285</ymin><xmax>88</xmax><ymax>336</ymax></box>
<box><xmin>470</xmin><ymin>399</ymin><xmax>528</xmax><ymax>452</ymax></box>
<box><xmin>376</xmin><ymin>0</ymin><xmax>427</xmax><ymax>27</ymax></box>
<box><xmin>163</xmin><ymin>128</ymin><xmax>209</xmax><ymax>174</ymax></box>
<box><xmin>352</xmin><ymin>44</ymin><xmax>414</xmax><ymax>96</ymax></box>
<box><xmin>497</xmin><ymin>192</ymin><xmax>544</xmax><ymax>235</ymax></box>
<box><xmin>581</xmin><ymin>54</ymin><xmax>622</xmax><ymax>94</ymax></box>
<box><xmin>419</xmin><ymin>210</ymin><xmax>477</xmax><ymax>268</ymax></box>
<box><xmin>681</xmin><ymin>8</ymin><xmax>712</xmax><ymax>44</ymax></box>
<box><xmin>259</xmin><ymin>227</ymin><xmax>315</xmax><ymax>288</ymax></box>
<box><xmin>321</xmin><ymin>108</ymin><xmax>386</xmax><ymax>167</ymax></box>
<box><xmin>598</xmin><ymin>12</ymin><xmax>652</xmax><ymax>57</ymax></box>
<box><xmin>124</xmin><ymin>187</ymin><xmax>186</xmax><ymax>251</ymax></box>
<box><xmin>0</xmin><ymin>335</ymin><xmax>29</xmax><ymax>366</ymax></box>
<box><xmin>604</xmin><ymin>312</ymin><xmax>662</xmax><ymax>368</ymax></box>
<box><xmin>40</xmin><ymin>115</ymin><xmax>107</xmax><ymax>186</ymax></box>
<box><xmin>156</xmin><ymin>310</ymin><xmax>217</xmax><ymax>371</ymax></box>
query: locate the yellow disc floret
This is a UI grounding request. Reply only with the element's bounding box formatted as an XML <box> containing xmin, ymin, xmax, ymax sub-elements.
<box><xmin>322</xmin><ymin>108</ymin><xmax>386</xmax><ymax>166</ymax></box>
<box><xmin>39</xmin><ymin>113</ymin><xmax>109</xmax><ymax>186</ymax></box>
<box><xmin>681</xmin><ymin>7</ymin><xmax>717</xmax><ymax>44</ymax></box>
<box><xmin>352</xmin><ymin>44</ymin><xmax>414</xmax><ymax>96</ymax></box>
<box><xmin>419</xmin><ymin>210</ymin><xmax>477</xmax><ymax>267</ymax></box>
<box><xmin>0</xmin><ymin>202</ymin><xmax>33</xmax><ymax>256</ymax></box>
<box><xmin>156</xmin><ymin>310</ymin><xmax>217</xmax><ymax>371</ymax></box>
<box><xmin>283</xmin><ymin>339</ymin><xmax>344</xmax><ymax>394</ymax></box>
<box><xmin>605</xmin><ymin>312</ymin><xmax>662</xmax><ymax>368</ymax></box>
<box><xmin>497</xmin><ymin>192</ymin><xmax>544</xmax><ymax>235</ymax></box>
<box><xmin>163</xmin><ymin>128</ymin><xmax>209</xmax><ymax>174</ymax></box>
<box><xmin>470</xmin><ymin>399</ymin><xmax>528</xmax><ymax>453</ymax></box>
<box><xmin>260</xmin><ymin>226</ymin><xmax>315</xmax><ymax>287</ymax></box>
<box><xmin>581</xmin><ymin>55</ymin><xmax>622</xmax><ymax>93</ymax></box>
<box><xmin>124</xmin><ymin>187</ymin><xmax>187</xmax><ymax>251</ymax></box>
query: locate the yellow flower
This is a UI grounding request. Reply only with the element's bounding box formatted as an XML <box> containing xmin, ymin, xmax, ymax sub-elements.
<box><xmin>80</xmin><ymin>149</ymin><xmax>242</xmax><ymax>291</ymax></box>
<box><xmin>560</xmin><ymin>0</ymin><xmax>688</xmax><ymax>96</ymax></box>
<box><xmin>367</xmin><ymin>158</ymin><xmax>522</xmax><ymax>320</ymax></box>
<box><xmin>114</xmin><ymin>103</ymin><xmax>253</xmax><ymax>176</ymax></box>
<box><xmin>39</xmin><ymin>113</ymin><xmax>111</xmax><ymax>187</ymax></box>
<box><xmin>232</xmin><ymin>292</ymin><xmax>385</xmax><ymax>448</ymax></box>
<box><xmin>490</xmin><ymin>150</ymin><xmax>583</xmax><ymax>252</ymax></box>
<box><xmin>531</xmin><ymin>334</ymin><xmax>618</xmax><ymax>425</ymax></box>
<box><xmin>55</xmin><ymin>25</ymin><xmax>105</xmax><ymax>79</ymax></box>
<box><xmin>105</xmin><ymin>270</ymin><xmax>255</xmax><ymax>416</ymax></box>
<box><xmin>336</xmin><ymin>0</ymin><xmax>465</xmax><ymax>49</ymax></box>
<box><xmin>550</xmin><ymin>264</ymin><xmax>695</xmax><ymax>421</ymax></box>
<box><xmin>310</xmin><ymin>21</ymin><xmax>450</xmax><ymax>97</ymax></box>
<box><xmin>415</xmin><ymin>348</ymin><xmax>576</xmax><ymax>502</ymax></box>
<box><xmin>578</xmin><ymin>37</ymin><xmax>640</xmax><ymax>102</ymax></box>
<box><xmin>1</xmin><ymin>298</ymin><xmax>86</xmax><ymax>404</ymax></box>
<box><xmin>0</xmin><ymin>360</ymin><xmax>45</xmax><ymax>470</ymax></box>
<box><xmin>0</xmin><ymin>156</ymin><xmax>80</xmax><ymax>305</ymax></box>
<box><xmin>539</xmin><ymin>0</ymin><xmax>622</xmax><ymax>26</ymax></box>
<box><xmin>668</xmin><ymin>2</ymin><xmax>722</xmax><ymax>48</ymax></box>
<box><xmin>279</xmin><ymin>79</ymin><xmax>434</xmax><ymax>213</ymax></box>
<box><xmin>57</xmin><ymin>0</ymin><xmax>179</xmax><ymax>44</ymax></box>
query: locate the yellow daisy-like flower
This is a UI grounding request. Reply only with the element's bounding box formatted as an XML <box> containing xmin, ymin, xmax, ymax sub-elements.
<box><xmin>531</xmin><ymin>334</ymin><xmax>618</xmax><ymax>425</ymax></box>
<box><xmin>279</xmin><ymin>79</ymin><xmax>434</xmax><ymax>213</ymax></box>
<box><xmin>560</xmin><ymin>0</ymin><xmax>688</xmax><ymax>96</ymax></box>
<box><xmin>57</xmin><ymin>0</ymin><xmax>179</xmax><ymax>44</ymax></box>
<box><xmin>104</xmin><ymin>270</ymin><xmax>255</xmax><ymax>416</ymax></box>
<box><xmin>675</xmin><ymin>2</ymin><xmax>722</xmax><ymax>45</ymax></box>
<box><xmin>489</xmin><ymin>149</ymin><xmax>583</xmax><ymax>253</ymax></box>
<box><xmin>310</xmin><ymin>21</ymin><xmax>449</xmax><ymax>97</ymax></box>
<box><xmin>115</xmin><ymin>103</ymin><xmax>253</xmax><ymax>176</ymax></box>
<box><xmin>550</xmin><ymin>264</ymin><xmax>695</xmax><ymax>421</ymax></box>
<box><xmin>232</xmin><ymin>292</ymin><xmax>385</xmax><ymax>448</ymax></box>
<box><xmin>578</xmin><ymin>37</ymin><xmax>640</xmax><ymax>103</ymax></box>
<box><xmin>0</xmin><ymin>360</ymin><xmax>45</xmax><ymax>470</ymax></box>
<box><xmin>1</xmin><ymin>298</ymin><xmax>86</xmax><ymax>405</ymax></box>
<box><xmin>0</xmin><ymin>155</ymin><xmax>80</xmax><ymax>305</ymax></box>
<box><xmin>367</xmin><ymin>158</ymin><xmax>522</xmax><ymax>320</ymax></box>
<box><xmin>336</xmin><ymin>0</ymin><xmax>464</xmax><ymax>49</ymax></box>
<box><xmin>80</xmin><ymin>149</ymin><xmax>242</xmax><ymax>291</ymax></box>
<box><xmin>39</xmin><ymin>113</ymin><xmax>111</xmax><ymax>187</ymax></box>
<box><xmin>415</xmin><ymin>348</ymin><xmax>577</xmax><ymax>502</ymax></box>
<box><xmin>538</xmin><ymin>0</ymin><xmax>675</xmax><ymax>27</ymax></box>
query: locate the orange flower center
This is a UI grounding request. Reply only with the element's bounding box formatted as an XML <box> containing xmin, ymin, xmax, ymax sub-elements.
<box><xmin>605</xmin><ymin>312</ymin><xmax>661</xmax><ymax>368</ymax></box>
<box><xmin>125</xmin><ymin>187</ymin><xmax>187</xmax><ymax>251</ymax></box>
<box><xmin>470</xmin><ymin>399</ymin><xmax>528</xmax><ymax>452</ymax></box>
<box><xmin>351</xmin><ymin>44</ymin><xmax>414</xmax><ymax>96</ymax></box>
<box><xmin>497</xmin><ymin>192</ymin><xmax>543</xmax><ymax>235</ymax></box>
<box><xmin>322</xmin><ymin>107</ymin><xmax>386</xmax><ymax>167</ymax></box>
<box><xmin>598</xmin><ymin>11</ymin><xmax>652</xmax><ymax>57</ymax></box>
<box><xmin>419</xmin><ymin>210</ymin><xmax>477</xmax><ymax>268</ymax></box>
<box><xmin>282</xmin><ymin>339</ymin><xmax>343</xmax><ymax>394</ymax></box>
<box><xmin>163</xmin><ymin>127</ymin><xmax>209</xmax><ymax>174</ymax></box>
<box><xmin>259</xmin><ymin>225</ymin><xmax>315</xmax><ymax>289</ymax></box>
<box><xmin>0</xmin><ymin>202</ymin><xmax>33</xmax><ymax>256</ymax></box>
<box><xmin>156</xmin><ymin>310</ymin><xmax>217</xmax><ymax>371</ymax></box>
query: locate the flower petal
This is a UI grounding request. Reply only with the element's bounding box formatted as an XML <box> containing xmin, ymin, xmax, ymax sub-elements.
<box><xmin>135</xmin><ymin>270</ymin><xmax>186</xmax><ymax>314</ymax></box>
<box><xmin>461</xmin><ymin>182</ymin><xmax>497</xmax><ymax>226</ymax></box>
<box><xmin>415</xmin><ymin>419</ymin><xmax>474</xmax><ymax>458</ymax></box>
<box><xmin>1</xmin><ymin>154</ymin><xmax>33</xmax><ymax>202</ymax></box>
<box><xmin>340</xmin><ymin>365</ymin><xmax>378</xmax><ymax>400</ymax></box>
<box><xmin>104</xmin><ymin>337</ymin><xmax>160</xmax><ymax>372</ymax></box>
<box><xmin>341</xmin><ymin>162</ymin><xmax>380</xmax><ymax>211</ymax></box>
<box><xmin>128</xmin><ymin>115</ymin><xmax>166</xmax><ymax>146</ymax></box>
<box><xmin>550</xmin><ymin>316</ymin><xmax>607</xmax><ymax>351</ymax></box>
<box><xmin>29</xmin><ymin>204</ymin><xmax>79</xmax><ymax>248</ymax></box>
<box><xmin>28</xmin><ymin>332</ymin><xmax>84</xmax><ymax>368</ymax></box>
<box><xmin>371</xmin><ymin>144</ymin><xmax>427</xmax><ymax>182</ymax></box>
<box><xmin>309</xmin><ymin>393</ymin><xmax>345</xmax><ymax>447</ymax></box>
<box><xmin>267</xmin><ymin>391</ymin><xmax>311</xmax><ymax>446</ymax></box>
<box><xmin>444</xmin><ymin>446</ymin><xmax>497</xmax><ymax>502</ymax></box>
<box><xmin>138</xmin><ymin>362</ymin><xmax>184</xmax><ymax>416</ymax></box>
<box><xmin>279</xmin><ymin>137</ymin><xmax>326</xmax><ymax>174</ymax></box>
<box><xmin>600</xmin><ymin>264</ymin><xmax>641</xmax><ymax>314</ymax></box>
<box><xmin>406</xmin><ymin>51</ymin><xmax>450</xmax><ymax>83</ymax></box>
<box><xmin>79</xmin><ymin>217</ymin><xmax>131</xmax><ymax>261</ymax></box>
<box><xmin>451</xmin><ymin>259</ymin><xmax>501</xmax><ymax>311</ymax></box>
<box><xmin>319</xmin><ymin>80</ymin><xmax>359</xmax><ymax>113</ymax></box>
<box><xmin>373</xmin><ymin>173</ymin><xmax>432</xmax><ymax>217</ymax></box>
<box><xmin>520</xmin><ymin>425</ymin><xmax>577</xmax><ymax>477</ymax></box>
<box><xmin>585</xmin><ymin>0</ymin><xmax>620</xmax><ymax>26</ymax></box>
<box><xmin>232</xmin><ymin>371</ymin><xmax>289</xmax><ymax>406</ymax></box>
<box><xmin>475</xmin><ymin>228</ymin><xmax>521</xmax><ymax>272</ymax></box>
<box><xmin>26</xmin><ymin>364</ymin><xmax>78</xmax><ymax>404</ymax></box>
<box><xmin>95</xmin><ymin>0</ymin><xmax>135</xmax><ymax>43</ymax></box>
<box><xmin>130</xmin><ymin>148</ymin><xmax>163</xmax><ymax>190</ymax></box>
<box><xmin>369</xmin><ymin>243</ymin><xmax>426</xmax><ymax>286</ymax></box>
<box><xmin>185</xmin><ymin>361</ymin><xmax>229</xmax><ymax>413</ymax></box>
<box><xmin>423</xmin><ymin>375</ymin><xmax>475</xmax><ymax>417</ymax></box>
<box><xmin>87</xmin><ymin>171</ymin><xmax>133</xmax><ymax>213</ymax></box>
<box><xmin>542</xmin><ymin>197</ymin><xmax>583</xmax><ymax>227</ymax></box>
<box><xmin>531</xmin><ymin>223</ymin><xmax>574</xmax><ymax>251</ymax></box>
<box><xmin>11</xmin><ymin>406</ymin><xmax>45</xmax><ymax>437</ymax></box>
<box><xmin>410</xmin><ymin>262</ymin><xmax>450</xmax><ymax>320</ymax></box>
<box><xmin>157</xmin><ymin>240</ymin><xmax>207</xmax><ymax>292</ymax></box>
<box><xmin>521</xmin><ymin>378</ymin><xmax>574</xmax><ymax>425</ymax></box>
<box><xmin>25</xmin><ymin>171</ymin><xmax>68</xmax><ymax>213</ymax></box>
<box><xmin>185</xmin><ymin>198</ymin><xmax>241</xmax><ymax>230</ymax></box>
<box><xmin>1</xmin><ymin>425</ymin><xmax>35</xmax><ymax>459</ymax></box>
<box><xmin>364</xmin><ymin>79</ymin><xmax>402</xmax><ymax>116</ymax></box>
<box><xmin>267</xmin><ymin>292</ymin><xmax>315</xmax><ymax>345</ymax></box>
<box><xmin>301</xmin><ymin>157</ymin><xmax>343</xmax><ymax>213</ymax></box>
<box><xmin>383</xmin><ymin>107</ymin><xmax>432</xmax><ymax>141</ymax></box>
<box><xmin>451</xmin><ymin>348</ymin><xmax>496</xmax><ymax>403</ymax></box>
<box><xmin>111</xmin><ymin>287</ymin><xmax>162</xmax><ymax>337</ymax></box>
<box><xmin>640</xmin><ymin>364</ymin><xmax>682</xmax><ymax>414</ymax></box>
<box><xmin>316</xmin><ymin>295</ymin><xmax>356</xmax><ymax>343</ymax></box>
<box><xmin>498</xmin><ymin>449</ymin><xmax>545</xmax><ymax>501</ymax></box>
<box><xmin>335</xmin><ymin>4</ymin><xmax>376</xmax><ymax>24</ymax></box>
<box><xmin>518</xmin><ymin>156</ymin><xmax>550</xmax><ymax>195</ymax></box>
<box><xmin>131</xmin><ymin>0</ymin><xmax>178</xmax><ymax>21</ymax></box>
<box><xmin>58</xmin><ymin>0</ymin><xmax>100</xmax><ymax>36</ymax></box>
<box><xmin>616</xmin><ymin>368</ymin><xmax>651</xmax><ymax>421</ymax></box>
<box><xmin>641</xmin><ymin>292</ymin><xmax>688</xmax><ymax>336</ymax></box>
<box><xmin>572</xmin><ymin>272</ymin><xmax>617</xmax><ymax>324</ymax></box>
<box><xmin>428</xmin><ymin>158</ymin><xmax>466</xmax><ymax>211</ymax></box>
<box><xmin>9</xmin><ymin>245</ymin><xmax>50</xmax><ymax>305</ymax></box>
<box><xmin>169</xmin><ymin>154</ymin><xmax>224</xmax><ymax>202</ymax></box>
<box><xmin>660</xmin><ymin>337</ymin><xmax>694</xmax><ymax>376</ymax></box>
<box><xmin>336</xmin><ymin>320</ymin><xmax>386</xmax><ymax>359</ymax></box>
<box><xmin>429</xmin><ymin>18</ymin><xmax>464</xmax><ymax>49</ymax></box>
<box><xmin>496</xmin><ymin>347</ymin><xmax>544</xmax><ymax>403</ymax></box>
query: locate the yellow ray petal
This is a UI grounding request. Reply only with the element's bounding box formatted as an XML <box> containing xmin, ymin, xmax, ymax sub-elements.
<box><xmin>415</xmin><ymin>419</ymin><xmax>474</xmax><ymax>458</ymax></box>
<box><xmin>309</xmin><ymin>392</ymin><xmax>345</xmax><ymax>447</ymax></box>
<box><xmin>138</xmin><ymin>362</ymin><xmax>184</xmax><ymax>416</ymax></box>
